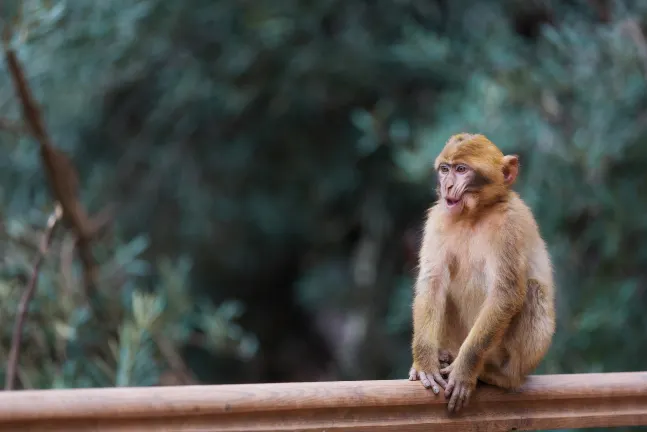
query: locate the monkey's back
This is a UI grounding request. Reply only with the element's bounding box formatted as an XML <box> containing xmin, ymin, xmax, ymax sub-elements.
<box><xmin>504</xmin><ymin>194</ymin><xmax>556</xmax><ymax>370</ymax></box>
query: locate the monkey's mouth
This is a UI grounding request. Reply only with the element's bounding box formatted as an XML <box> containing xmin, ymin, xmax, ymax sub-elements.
<box><xmin>445</xmin><ymin>197</ymin><xmax>462</xmax><ymax>208</ymax></box>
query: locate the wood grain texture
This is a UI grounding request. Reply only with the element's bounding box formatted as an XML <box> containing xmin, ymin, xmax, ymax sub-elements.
<box><xmin>0</xmin><ymin>372</ymin><xmax>645</xmax><ymax>431</ymax></box>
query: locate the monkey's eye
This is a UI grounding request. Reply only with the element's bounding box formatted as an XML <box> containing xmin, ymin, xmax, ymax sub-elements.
<box><xmin>455</xmin><ymin>165</ymin><xmax>468</xmax><ymax>174</ymax></box>
<box><xmin>439</xmin><ymin>164</ymin><xmax>450</xmax><ymax>174</ymax></box>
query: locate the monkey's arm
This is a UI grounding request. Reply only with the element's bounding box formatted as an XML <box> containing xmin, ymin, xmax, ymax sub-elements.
<box><xmin>442</xmin><ymin>230</ymin><xmax>528</xmax><ymax>412</ymax></box>
<box><xmin>409</xmin><ymin>213</ymin><xmax>451</xmax><ymax>394</ymax></box>
<box><xmin>411</xmin><ymin>278</ymin><xmax>449</xmax><ymax>391</ymax></box>
<box><xmin>410</xmin><ymin>265</ymin><xmax>450</xmax><ymax>393</ymax></box>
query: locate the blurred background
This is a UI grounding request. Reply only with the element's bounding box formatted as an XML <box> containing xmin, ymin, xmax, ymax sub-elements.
<box><xmin>0</xmin><ymin>0</ymin><xmax>646</xmax><ymax>430</ymax></box>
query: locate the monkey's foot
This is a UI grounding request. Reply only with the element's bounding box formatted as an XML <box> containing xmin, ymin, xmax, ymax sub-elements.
<box><xmin>438</xmin><ymin>349</ymin><xmax>454</xmax><ymax>369</ymax></box>
<box><xmin>408</xmin><ymin>366</ymin><xmax>447</xmax><ymax>395</ymax></box>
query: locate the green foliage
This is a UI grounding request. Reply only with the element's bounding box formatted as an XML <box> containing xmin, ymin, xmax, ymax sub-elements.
<box><xmin>0</xmin><ymin>211</ymin><xmax>257</xmax><ymax>388</ymax></box>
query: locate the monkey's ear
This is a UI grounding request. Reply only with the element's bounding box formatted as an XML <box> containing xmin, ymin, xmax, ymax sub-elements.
<box><xmin>502</xmin><ymin>155</ymin><xmax>519</xmax><ymax>185</ymax></box>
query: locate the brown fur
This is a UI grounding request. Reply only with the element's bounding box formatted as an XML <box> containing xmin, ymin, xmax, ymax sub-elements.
<box><xmin>409</xmin><ymin>133</ymin><xmax>555</xmax><ymax>413</ymax></box>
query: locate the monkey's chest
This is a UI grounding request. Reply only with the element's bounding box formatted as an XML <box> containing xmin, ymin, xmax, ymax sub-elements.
<box><xmin>443</xmin><ymin>230</ymin><xmax>498</xmax><ymax>314</ymax></box>
<box><xmin>446</xmin><ymin>257</ymin><xmax>489</xmax><ymax>320</ymax></box>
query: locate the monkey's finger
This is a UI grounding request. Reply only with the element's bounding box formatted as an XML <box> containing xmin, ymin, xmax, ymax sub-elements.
<box><xmin>456</xmin><ymin>386</ymin><xmax>468</xmax><ymax>412</ymax></box>
<box><xmin>408</xmin><ymin>368</ymin><xmax>418</xmax><ymax>381</ymax></box>
<box><xmin>418</xmin><ymin>371</ymin><xmax>432</xmax><ymax>389</ymax></box>
<box><xmin>452</xmin><ymin>386</ymin><xmax>461</xmax><ymax>412</ymax></box>
<box><xmin>463</xmin><ymin>388</ymin><xmax>472</xmax><ymax>408</ymax></box>
<box><xmin>447</xmin><ymin>386</ymin><xmax>460</xmax><ymax>412</ymax></box>
<box><xmin>432</xmin><ymin>372</ymin><xmax>447</xmax><ymax>389</ymax></box>
<box><xmin>440</xmin><ymin>364</ymin><xmax>452</xmax><ymax>376</ymax></box>
<box><xmin>444</xmin><ymin>379</ymin><xmax>455</xmax><ymax>398</ymax></box>
<box><xmin>418</xmin><ymin>372</ymin><xmax>440</xmax><ymax>394</ymax></box>
<box><xmin>428</xmin><ymin>376</ymin><xmax>441</xmax><ymax>395</ymax></box>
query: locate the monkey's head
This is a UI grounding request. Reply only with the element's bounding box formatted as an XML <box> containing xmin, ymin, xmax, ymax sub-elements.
<box><xmin>434</xmin><ymin>133</ymin><xmax>519</xmax><ymax>216</ymax></box>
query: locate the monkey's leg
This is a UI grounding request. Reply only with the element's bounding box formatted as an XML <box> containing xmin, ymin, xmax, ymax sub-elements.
<box><xmin>476</xmin><ymin>317</ymin><xmax>533</xmax><ymax>390</ymax></box>
<box><xmin>478</xmin><ymin>358</ymin><xmax>524</xmax><ymax>390</ymax></box>
<box><xmin>479</xmin><ymin>279</ymin><xmax>553</xmax><ymax>390</ymax></box>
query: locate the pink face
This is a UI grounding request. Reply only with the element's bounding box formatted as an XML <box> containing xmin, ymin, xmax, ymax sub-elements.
<box><xmin>437</xmin><ymin>162</ymin><xmax>488</xmax><ymax>215</ymax></box>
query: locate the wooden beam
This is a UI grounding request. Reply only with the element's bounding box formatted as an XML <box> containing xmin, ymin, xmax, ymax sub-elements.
<box><xmin>0</xmin><ymin>372</ymin><xmax>645</xmax><ymax>431</ymax></box>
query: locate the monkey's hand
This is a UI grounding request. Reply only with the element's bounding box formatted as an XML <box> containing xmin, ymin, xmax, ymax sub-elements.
<box><xmin>409</xmin><ymin>360</ymin><xmax>447</xmax><ymax>395</ymax></box>
<box><xmin>440</xmin><ymin>362</ymin><xmax>477</xmax><ymax>413</ymax></box>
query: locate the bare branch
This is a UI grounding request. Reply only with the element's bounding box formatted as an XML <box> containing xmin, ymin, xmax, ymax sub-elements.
<box><xmin>5</xmin><ymin>203</ymin><xmax>62</xmax><ymax>390</ymax></box>
<box><xmin>2</xmin><ymin>32</ymin><xmax>113</xmax><ymax>301</ymax></box>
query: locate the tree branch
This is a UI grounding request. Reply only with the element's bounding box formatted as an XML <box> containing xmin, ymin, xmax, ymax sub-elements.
<box><xmin>2</xmin><ymin>29</ymin><xmax>113</xmax><ymax>302</ymax></box>
<box><xmin>5</xmin><ymin>203</ymin><xmax>62</xmax><ymax>390</ymax></box>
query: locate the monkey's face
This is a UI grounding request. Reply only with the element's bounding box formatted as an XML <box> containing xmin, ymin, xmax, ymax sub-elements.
<box><xmin>434</xmin><ymin>133</ymin><xmax>517</xmax><ymax>216</ymax></box>
<box><xmin>436</xmin><ymin>162</ymin><xmax>484</xmax><ymax>216</ymax></box>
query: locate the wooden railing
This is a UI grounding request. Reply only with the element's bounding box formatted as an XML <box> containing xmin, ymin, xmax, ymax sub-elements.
<box><xmin>0</xmin><ymin>372</ymin><xmax>645</xmax><ymax>431</ymax></box>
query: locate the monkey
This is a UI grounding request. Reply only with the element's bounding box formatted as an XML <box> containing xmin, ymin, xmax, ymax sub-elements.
<box><xmin>408</xmin><ymin>133</ymin><xmax>555</xmax><ymax>413</ymax></box>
